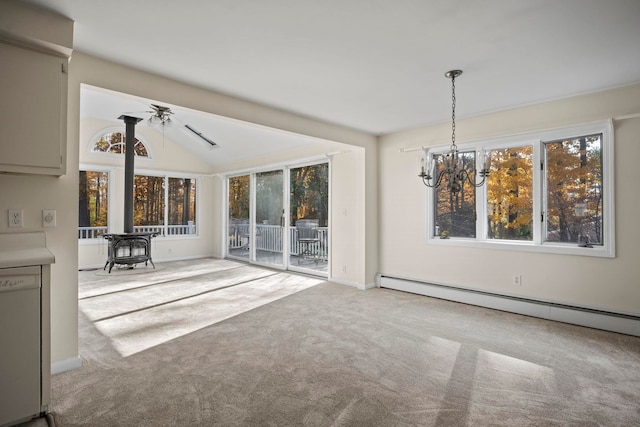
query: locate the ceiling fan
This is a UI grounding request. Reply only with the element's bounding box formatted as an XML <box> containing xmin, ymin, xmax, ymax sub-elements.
<box><xmin>146</xmin><ymin>104</ymin><xmax>174</xmax><ymax>128</ymax></box>
<box><xmin>125</xmin><ymin>103</ymin><xmax>217</xmax><ymax>148</ymax></box>
<box><xmin>123</xmin><ymin>103</ymin><xmax>175</xmax><ymax>128</ymax></box>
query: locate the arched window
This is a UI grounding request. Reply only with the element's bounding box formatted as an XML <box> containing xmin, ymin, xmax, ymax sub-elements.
<box><xmin>91</xmin><ymin>131</ymin><xmax>149</xmax><ymax>157</ymax></box>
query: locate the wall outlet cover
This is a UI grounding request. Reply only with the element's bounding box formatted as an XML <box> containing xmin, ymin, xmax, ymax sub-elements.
<box><xmin>43</xmin><ymin>209</ymin><xmax>56</xmax><ymax>227</ymax></box>
<box><xmin>8</xmin><ymin>209</ymin><xmax>23</xmax><ymax>228</ymax></box>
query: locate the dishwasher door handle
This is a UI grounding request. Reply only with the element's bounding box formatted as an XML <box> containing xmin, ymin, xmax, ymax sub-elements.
<box><xmin>0</xmin><ymin>272</ymin><xmax>40</xmax><ymax>292</ymax></box>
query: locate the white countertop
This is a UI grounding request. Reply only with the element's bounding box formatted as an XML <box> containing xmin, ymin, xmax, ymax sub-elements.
<box><xmin>0</xmin><ymin>232</ymin><xmax>55</xmax><ymax>269</ymax></box>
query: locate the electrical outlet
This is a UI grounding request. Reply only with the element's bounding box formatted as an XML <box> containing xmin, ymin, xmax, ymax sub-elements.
<box><xmin>513</xmin><ymin>275</ymin><xmax>522</xmax><ymax>286</ymax></box>
<box><xmin>8</xmin><ymin>209</ymin><xmax>23</xmax><ymax>228</ymax></box>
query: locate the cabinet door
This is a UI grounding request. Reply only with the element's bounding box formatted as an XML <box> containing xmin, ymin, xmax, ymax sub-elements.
<box><xmin>0</xmin><ymin>268</ymin><xmax>42</xmax><ymax>425</ymax></box>
<box><xmin>0</xmin><ymin>42</ymin><xmax>67</xmax><ymax>175</ymax></box>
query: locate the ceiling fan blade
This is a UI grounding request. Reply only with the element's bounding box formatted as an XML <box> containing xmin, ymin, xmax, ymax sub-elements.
<box><xmin>122</xmin><ymin>110</ymin><xmax>154</xmax><ymax>114</ymax></box>
<box><xmin>150</xmin><ymin>104</ymin><xmax>173</xmax><ymax>114</ymax></box>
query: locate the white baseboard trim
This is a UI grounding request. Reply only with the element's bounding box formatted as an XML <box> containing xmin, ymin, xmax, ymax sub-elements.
<box><xmin>330</xmin><ymin>277</ymin><xmax>371</xmax><ymax>290</ymax></box>
<box><xmin>51</xmin><ymin>356</ymin><xmax>82</xmax><ymax>375</ymax></box>
<box><xmin>379</xmin><ymin>276</ymin><xmax>640</xmax><ymax>337</ymax></box>
<box><xmin>362</xmin><ymin>281</ymin><xmax>377</xmax><ymax>290</ymax></box>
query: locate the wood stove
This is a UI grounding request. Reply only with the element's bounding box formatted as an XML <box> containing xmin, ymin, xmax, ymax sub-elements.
<box><xmin>102</xmin><ymin>115</ymin><xmax>158</xmax><ymax>273</ymax></box>
<box><xmin>103</xmin><ymin>232</ymin><xmax>157</xmax><ymax>273</ymax></box>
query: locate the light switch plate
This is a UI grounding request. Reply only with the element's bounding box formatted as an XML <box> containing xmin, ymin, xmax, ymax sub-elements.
<box><xmin>8</xmin><ymin>209</ymin><xmax>23</xmax><ymax>228</ymax></box>
<box><xmin>43</xmin><ymin>209</ymin><xmax>56</xmax><ymax>227</ymax></box>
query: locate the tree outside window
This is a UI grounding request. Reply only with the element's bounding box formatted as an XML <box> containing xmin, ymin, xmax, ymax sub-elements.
<box><xmin>79</xmin><ymin>170</ymin><xmax>108</xmax><ymax>238</ymax></box>
<box><xmin>168</xmin><ymin>178</ymin><xmax>196</xmax><ymax>233</ymax></box>
<box><xmin>545</xmin><ymin>134</ymin><xmax>603</xmax><ymax>245</ymax></box>
<box><xmin>228</xmin><ymin>175</ymin><xmax>250</xmax><ymax>221</ymax></box>
<box><xmin>290</xmin><ymin>163</ymin><xmax>329</xmax><ymax>227</ymax></box>
<box><xmin>434</xmin><ymin>151</ymin><xmax>476</xmax><ymax>238</ymax></box>
<box><xmin>487</xmin><ymin>146</ymin><xmax>533</xmax><ymax>240</ymax></box>
<box><xmin>92</xmin><ymin>131</ymin><xmax>149</xmax><ymax>157</ymax></box>
<box><xmin>134</xmin><ymin>175</ymin><xmax>165</xmax><ymax>229</ymax></box>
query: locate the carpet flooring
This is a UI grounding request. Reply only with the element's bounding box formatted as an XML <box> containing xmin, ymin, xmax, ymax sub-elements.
<box><xmin>45</xmin><ymin>258</ymin><xmax>640</xmax><ymax>426</ymax></box>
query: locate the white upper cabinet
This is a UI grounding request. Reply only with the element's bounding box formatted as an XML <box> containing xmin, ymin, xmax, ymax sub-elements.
<box><xmin>0</xmin><ymin>1</ymin><xmax>73</xmax><ymax>176</ymax></box>
<box><xmin>0</xmin><ymin>41</ymin><xmax>68</xmax><ymax>175</ymax></box>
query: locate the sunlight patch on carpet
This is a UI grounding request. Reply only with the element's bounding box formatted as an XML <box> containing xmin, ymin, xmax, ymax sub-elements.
<box><xmin>86</xmin><ymin>272</ymin><xmax>323</xmax><ymax>357</ymax></box>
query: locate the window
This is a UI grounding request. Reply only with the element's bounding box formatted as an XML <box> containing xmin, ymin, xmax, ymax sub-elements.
<box><xmin>134</xmin><ymin>175</ymin><xmax>165</xmax><ymax>232</ymax></box>
<box><xmin>91</xmin><ymin>131</ymin><xmax>149</xmax><ymax>157</ymax></box>
<box><xmin>79</xmin><ymin>170</ymin><xmax>109</xmax><ymax>239</ymax></box>
<box><xmin>434</xmin><ymin>152</ymin><xmax>477</xmax><ymax>238</ymax></box>
<box><xmin>544</xmin><ymin>134</ymin><xmax>602</xmax><ymax>246</ymax></box>
<box><xmin>78</xmin><ymin>170</ymin><xmax>198</xmax><ymax>239</ymax></box>
<box><xmin>168</xmin><ymin>178</ymin><xmax>196</xmax><ymax>235</ymax></box>
<box><xmin>426</xmin><ymin>121</ymin><xmax>614</xmax><ymax>257</ymax></box>
<box><xmin>487</xmin><ymin>146</ymin><xmax>533</xmax><ymax>241</ymax></box>
<box><xmin>133</xmin><ymin>174</ymin><xmax>197</xmax><ymax>236</ymax></box>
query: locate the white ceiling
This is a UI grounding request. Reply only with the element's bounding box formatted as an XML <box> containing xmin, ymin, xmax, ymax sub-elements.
<box><xmin>21</xmin><ymin>0</ymin><xmax>640</xmax><ymax>163</ymax></box>
<box><xmin>79</xmin><ymin>85</ymin><xmax>333</xmax><ymax>168</ymax></box>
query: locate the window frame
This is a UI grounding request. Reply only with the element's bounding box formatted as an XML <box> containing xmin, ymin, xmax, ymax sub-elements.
<box><xmin>88</xmin><ymin>126</ymin><xmax>153</xmax><ymax>159</ymax></box>
<box><xmin>78</xmin><ymin>166</ymin><xmax>113</xmax><ymax>240</ymax></box>
<box><xmin>167</xmin><ymin>176</ymin><xmax>198</xmax><ymax>233</ymax></box>
<box><xmin>133</xmin><ymin>170</ymin><xmax>200</xmax><ymax>238</ymax></box>
<box><xmin>425</xmin><ymin>120</ymin><xmax>615</xmax><ymax>258</ymax></box>
<box><xmin>78</xmin><ymin>165</ymin><xmax>200</xmax><ymax>242</ymax></box>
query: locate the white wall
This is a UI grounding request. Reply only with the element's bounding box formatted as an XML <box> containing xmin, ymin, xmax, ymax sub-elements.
<box><xmin>330</xmin><ymin>149</ymin><xmax>368</xmax><ymax>286</ymax></box>
<box><xmin>378</xmin><ymin>85</ymin><xmax>640</xmax><ymax>315</ymax></box>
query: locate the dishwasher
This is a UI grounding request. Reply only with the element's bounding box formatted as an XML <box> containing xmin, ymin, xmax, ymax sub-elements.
<box><xmin>0</xmin><ymin>265</ymin><xmax>43</xmax><ymax>426</ymax></box>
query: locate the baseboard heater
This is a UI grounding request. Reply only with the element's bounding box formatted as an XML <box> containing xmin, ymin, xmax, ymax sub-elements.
<box><xmin>379</xmin><ymin>275</ymin><xmax>640</xmax><ymax>337</ymax></box>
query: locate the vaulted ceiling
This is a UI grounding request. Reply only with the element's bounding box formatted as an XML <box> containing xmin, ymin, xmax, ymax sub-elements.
<box><xmin>23</xmin><ymin>0</ymin><xmax>640</xmax><ymax>165</ymax></box>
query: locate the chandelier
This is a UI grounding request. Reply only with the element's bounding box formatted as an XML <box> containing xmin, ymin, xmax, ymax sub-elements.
<box><xmin>419</xmin><ymin>70</ymin><xmax>490</xmax><ymax>192</ymax></box>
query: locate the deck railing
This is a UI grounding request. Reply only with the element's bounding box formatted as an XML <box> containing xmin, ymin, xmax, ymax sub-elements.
<box><xmin>78</xmin><ymin>226</ymin><xmax>108</xmax><ymax>239</ymax></box>
<box><xmin>79</xmin><ymin>223</ymin><xmax>197</xmax><ymax>239</ymax></box>
<box><xmin>228</xmin><ymin>224</ymin><xmax>328</xmax><ymax>259</ymax></box>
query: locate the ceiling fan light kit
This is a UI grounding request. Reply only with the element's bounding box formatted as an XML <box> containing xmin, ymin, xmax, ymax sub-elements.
<box><xmin>146</xmin><ymin>104</ymin><xmax>174</xmax><ymax>129</ymax></box>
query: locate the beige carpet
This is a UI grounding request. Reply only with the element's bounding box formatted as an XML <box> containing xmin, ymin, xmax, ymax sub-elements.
<box><xmin>45</xmin><ymin>258</ymin><xmax>640</xmax><ymax>426</ymax></box>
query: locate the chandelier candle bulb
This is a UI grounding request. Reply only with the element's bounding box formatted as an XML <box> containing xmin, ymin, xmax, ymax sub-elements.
<box><xmin>484</xmin><ymin>150</ymin><xmax>492</xmax><ymax>171</ymax></box>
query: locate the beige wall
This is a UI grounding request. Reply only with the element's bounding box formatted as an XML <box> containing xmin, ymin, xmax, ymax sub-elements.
<box><xmin>330</xmin><ymin>149</ymin><xmax>368</xmax><ymax>286</ymax></box>
<box><xmin>379</xmin><ymin>85</ymin><xmax>640</xmax><ymax>315</ymax></box>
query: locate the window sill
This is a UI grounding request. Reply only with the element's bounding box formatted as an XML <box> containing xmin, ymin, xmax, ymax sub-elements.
<box><xmin>426</xmin><ymin>237</ymin><xmax>614</xmax><ymax>258</ymax></box>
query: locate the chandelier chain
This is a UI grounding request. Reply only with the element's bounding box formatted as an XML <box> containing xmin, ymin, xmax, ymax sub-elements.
<box><xmin>451</xmin><ymin>74</ymin><xmax>456</xmax><ymax>150</ymax></box>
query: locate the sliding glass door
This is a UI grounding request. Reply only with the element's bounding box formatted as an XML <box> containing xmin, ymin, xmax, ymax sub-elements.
<box><xmin>255</xmin><ymin>170</ymin><xmax>284</xmax><ymax>268</ymax></box>
<box><xmin>226</xmin><ymin>162</ymin><xmax>328</xmax><ymax>276</ymax></box>
<box><xmin>289</xmin><ymin>163</ymin><xmax>329</xmax><ymax>274</ymax></box>
<box><xmin>228</xmin><ymin>175</ymin><xmax>250</xmax><ymax>260</ymax></box>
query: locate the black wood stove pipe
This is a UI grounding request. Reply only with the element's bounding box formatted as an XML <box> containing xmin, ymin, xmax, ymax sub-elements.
<box><xmin>118</xmin><ymin>115</ymin><xmax>143</xmax><ymax>234</ymax></box>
